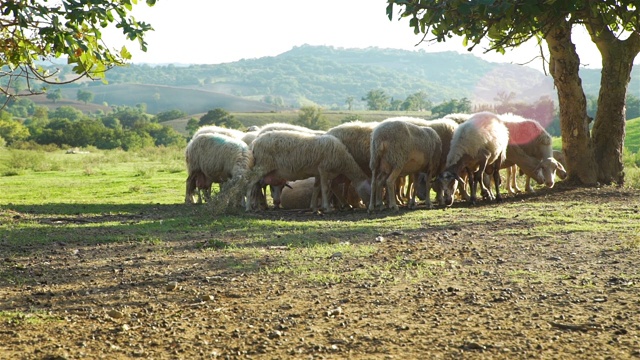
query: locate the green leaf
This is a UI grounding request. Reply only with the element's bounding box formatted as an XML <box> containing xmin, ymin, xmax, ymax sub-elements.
<box><xmin>120</xmin><ymin>46</ymin><xmax>132</xmax><ymax>60</ymax></box>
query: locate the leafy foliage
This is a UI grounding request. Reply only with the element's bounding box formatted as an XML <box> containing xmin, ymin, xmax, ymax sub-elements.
<box><xmin>0</xmin><ymin>0</ymin><xmax>155</xmax><ymax>99</ymax></box>
<box><xmin>199</xmin><ymin>108</ymin><xmax>243</xmax><ymax>129</ymax></box>
<box><xmin>294</xmin><ymin>106</ymin><xmax>329</xmax><ymax>130</ymax></box>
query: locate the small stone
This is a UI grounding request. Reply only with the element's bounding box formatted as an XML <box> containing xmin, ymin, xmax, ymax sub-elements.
<box><xmin>326</xmin><ymin>307</ymin><xmax>342</xmax><ymax>317</ymax></box>
<box><xmin>106</xmin><ymin>310</ymin><xmax>124</xmax><ymax>319</ymax></box>
<box><xmin>166</xmin><ymin>282</ymin><xmax>179</xmax><ymax>291</ymax></box>
<box><xmin>375</xmin><ymin>236</ymin><xmax>385</xmax><ymax>243</ymax></box>
<box><xmin>121</xmin><ymin>324</ymin><xmax>130</xmax><ymax>331</ymax></box>
<box><xmin>269</xmin><ymin>330</ymin><xmax>283</xmax><ymax>339</ymax></box>
<box><xmin>201</xmin><ymin>294</ymin><xmax>215</xmax><ymax>302</ymax></box>
<box><xmin>329</xmin><ymin>252</ymin><xmax>343</xmax><ymax>259</ymax></box>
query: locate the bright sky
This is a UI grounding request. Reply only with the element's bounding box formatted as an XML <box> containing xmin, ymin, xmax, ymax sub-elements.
<box><xmin>107</xmin><ymin>0</ymin><xmax>608</xmax><ymax>72</ymax></box>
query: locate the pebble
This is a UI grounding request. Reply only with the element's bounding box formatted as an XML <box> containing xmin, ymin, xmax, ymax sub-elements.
<box><xmin>106</xmin><ymin>310</ymin><xmax>124</xmax><ymax>319</ymax></box>
<box><xmin>201</xmin><ymin>294</ymin><xmax>215</xmax><ymax>302</ymax></box>
<box><xmin>326</xmin><ymin>307</ymin><xmax>343</xmax><ymax>317</ymax></box>
<box><xmin>166</xmin><ymin>282</ymin><xmax>179</xmax><ymax>291</ymax></box>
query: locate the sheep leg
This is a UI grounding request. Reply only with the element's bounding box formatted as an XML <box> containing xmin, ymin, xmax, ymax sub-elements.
<box><xmin>318</xmin><ymin>172</ymin><xmax>333</xmax><ymax>213</ymax></box>
<box><xmin>368</xmin><ymin>168</ymin><xmax>378</xmax><ymax>213</ymax></box>
<box><xmin>525</xmin><ymin>175</ymin><xmax>535</xmax><ymax>193</ymax></box>
<box><xmin>493</xmin><ymin>158</ymin><xmax>504</xmax><ymax>203</ymax></box>
<box><xmin>185</xmin><ymin>173</ymin><xmax>197</xmax><ymax>204</ymax></box>
<box><xmin>468</xmin><ymin>167</ymin><xmax>480</xmax><ymax>205</ymax></box>
<box><xmin>423</xmin><ymin>172</ymin><xmax>433</xmax><ymax>209</ymax></box>
<box><xmin>385</xmin><ymin>168</ymin><xmax>403</xmax><ymax>211</ymax></box>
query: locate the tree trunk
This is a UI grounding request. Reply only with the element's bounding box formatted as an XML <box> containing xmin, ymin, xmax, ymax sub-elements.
<box><xmin>546</xmin><ymin>20</ymin><xmax>598</xmax><ymax>185</ymax></box>
<box><xmin>588</xmin><ymin>32</ymin><xmax>640</xmax><ymax>185</ymax></box>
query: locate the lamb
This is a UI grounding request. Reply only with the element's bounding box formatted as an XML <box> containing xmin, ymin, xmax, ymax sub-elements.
<box><xmin>368</xmin><ymin>119</ymin><xmax>442</xmax><ymax>212</ymax></box>
<box><xmin>184</xmin><ymin>133</ymin><xmax>254</xmax><ymax>205</ymax></box>
<box><xmin>280</xmin><ymin>177</ymin><xmax>318</xmax><ymax>210</ymax></box>
<box><xmin>437</xmin><ymin>112</ymin><xmax>509</xmax><ymax>206</ymax></box>
<box><xmin>499</xmin><ymin>113</ymin><xmax>566</xmax><ymax>190</ymax></box>
<box><xmin>241</xmin><ymin>130</ymin><xmax>371</xmax><ymax>212</ymax></box>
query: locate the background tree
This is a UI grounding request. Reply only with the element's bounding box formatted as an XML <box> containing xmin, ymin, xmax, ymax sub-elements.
<box><xmin>0</xmin><ymin>0</ymin><xmax>156</xmax><ymax>103</ymax></box>
<box><xmin>77</xmin><ymin>90</ymin><xmax>95</xmax><ymax>104</ymax></box>
<box><xmin>46</xmin><ymin>89</ymin><xmax>62</xmax><ymax>103</ymax></box>
<box><xmin>386</xmin><ymin>0</ymin><xmax>640</xmax><ymax>185</ymax></box>
<box><xmin>199</xmin><ymin>108</ymin><xmax>242</xmax><ymax>129</ymax></box>
<box><xmin>362</xmin><ymin>89</ymin><xmax>390</xmax><ymax>111</ymax></box>
<box><xmin>401</xmin><ymin>91</ymin><xmax>432</xmax><ymax>111</ymax></box>
<box><xmin>345</xmin><ymin>96</ymin><xmax>355</xmax><ymax>111</ymax></box>
<box><xmin>186</xmin><ymin>118</ymin><xmax>200</xmax><ymax>136</ymax></box>
<box><xmin>294</xmin><ymin>106</ymin><xmax>329</xmax><ymax>130</ymax></box>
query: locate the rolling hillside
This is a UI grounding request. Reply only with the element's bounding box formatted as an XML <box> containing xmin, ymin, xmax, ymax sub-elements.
<box><xmin>56</xmin><ymin>84</ymin><xmax>277</xmax><ymax>114</ymax></box>
<box><xmin>39</xmin><ymin>45</ymin><xmax>640</xmax><ymax>115</ymax></box>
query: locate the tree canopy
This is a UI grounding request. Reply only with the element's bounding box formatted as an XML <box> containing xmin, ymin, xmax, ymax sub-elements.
<box><xmin>0</xmin><ymin>0</ymin><xmax>156</xmax><ymax>100</ymax></box>
<box><xmin>387</xmin><ymin>0</ymin><xmax>640</xmax><ymax>185</ymax></box>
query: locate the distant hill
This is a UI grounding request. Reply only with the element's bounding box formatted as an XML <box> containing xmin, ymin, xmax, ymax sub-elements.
<box><xmin>56</xmin><ymin>84</ymin><xmax>276</xmax><ymax>114</ymax></box>
<box><xmin>45</xmin><ymin>45</ymin><xmax>640</xmax><ymax>114</ymax></box>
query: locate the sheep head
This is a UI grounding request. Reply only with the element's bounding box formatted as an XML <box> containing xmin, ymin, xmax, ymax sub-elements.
<box><xmin>536</xmin><ymin>157</ymin><xmax>566</xmax><ymax>188</ymax></box>
<box><xmin>437</xmin><ymin>170</ymin><xmax>464</xmax><ymax>207</ymax></box>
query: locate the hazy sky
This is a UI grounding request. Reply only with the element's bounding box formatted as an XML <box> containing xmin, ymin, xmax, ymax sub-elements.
<box><xmin>107</xmin><ymin>0</ymin><xmax>609</xmax><ymax>72</ymax></box>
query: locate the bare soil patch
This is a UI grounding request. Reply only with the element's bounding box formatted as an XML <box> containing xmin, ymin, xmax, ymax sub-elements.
<box><xmin>1</xmin><ymin>186</ymin><xmax>640</xmax><ymax>359</ymax></box>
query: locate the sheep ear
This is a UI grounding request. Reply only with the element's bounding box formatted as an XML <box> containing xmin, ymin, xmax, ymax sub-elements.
<box><xmin>555</xmin><ymin>161</ymin><xmax>567</xmax><ymax>179</ymax></box>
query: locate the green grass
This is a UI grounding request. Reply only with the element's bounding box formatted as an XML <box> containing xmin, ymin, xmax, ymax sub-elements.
<box><xmin>2</xmin><ymin>146</ymin><xmax>640</xmax><ymax>287</ymax></box>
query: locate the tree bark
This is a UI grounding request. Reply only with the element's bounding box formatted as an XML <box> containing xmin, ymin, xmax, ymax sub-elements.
<box><xmin>546</xmin><ymin>19</ymin><xmax>598</xmax><ymax>185</ymax></box>
<box><xmin>586</xmin><ymin>27</ymin><xmax>640</xmax><ymax>185</ymax></box>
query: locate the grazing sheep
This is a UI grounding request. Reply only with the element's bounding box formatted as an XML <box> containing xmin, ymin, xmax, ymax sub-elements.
<box><xmin>326</xmin><ymin>121</ymin><xmax>379</xmax><ymax>206</ymax></box>
<box><xmin>443</xmin><ymin>113</ymin><xmax>473</xmax><ymax>124</ymax></box>
<box><xmin>437</xmin><ymin>112</ymin><xmax>509</xmax><ymax>206</ymax></box>
<box><xmin>369</xmin><ymin>119</ymin><xmax>442</xmax><ymax>212</ymax></box>
<box><xmin>241</xmin><ymin>131</ymin><xmax>259</xmax><ymax>146</ymax></box>
<box><xmin>521</xmin><ymin>149</ymin><xmax>567</xmax><ymax>192</ymax></box>
<box><xmin>184</xmin><ymin>133</ymin><xmax>254</xmax><ymax>205</ymax></box>
<box><xmin>326</xmin><ymin>121</ymin><xmax>379</xmax><ymax>175</ymax></box>
<box><xmin>242</xmin><ymin>131</ymin><xmax>371</xmax><ymax>212</ymax></box>
<box><xmin>407</xmin><ymin>118</ymin><xmax>459</xmax><ymax>205</ymax></box>
<box><xmin>256</xmin><ymin>122</ymin><xmax>325</xmax><ymax>136</ymax></box>
<box><xmin>192</xmin><ymin>125</ymin><xmax>245</xmax><ymax>140</ymax></box>
<box><xmin>499</xmin><ymin>113</ymin><xmax>566</xmax><ymax>191</ymax></box>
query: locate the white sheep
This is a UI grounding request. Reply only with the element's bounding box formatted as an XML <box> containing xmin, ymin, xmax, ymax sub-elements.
<box><xmin>184</xmin><ymin>133</ymin><xmax>254</xmax><ymax>205</ymax></box>
<box><xmin>443</xmin><ymin>113</ymin><xmax>473</xmax><ymax>124</ymax></box>
<box><xmin>437</xmin><ymin>112</ymin><xmax>509</xmax><ymax>206</ymax></box>
<box><xmin>241</xmin><ymin>131</ymin><xmax>259</xmax><ymax>145</ymax></box>
<box><xmin>241</xmin><ymin>130</ymin><xmax>371</xmax><ymax>212</ymax></box>
<box><xmin>402</xmin><ymin>118</ymin><xmax>459</xmax><ymax>205</ymax></box>
<box><xmin>256</xmin><ymin>122</ymin><xmax>325</xmax><ymax>136</ymax></box>
<box><xmin>280</xmin><ymin>177</ymin><xmax>318</xmax><ymax>210</ymax></box>
<box><xmin>499</xmin><ymin>113</ymin><xmax>566</xmax><ymax>190</ymax></box>
<box><xmin>369</xmin><ymin>119</ymin><xmax>442</xmax><ymax>212</ymax></box>
<box><xmin>192</xmin><ymin>125</ymin><xmax>245</xmax><ymax>140</ymax></box>
<box><xmin>521</xmin><ymin>148</ymin><xmax>567</xmax><ymax>192</ymax></box>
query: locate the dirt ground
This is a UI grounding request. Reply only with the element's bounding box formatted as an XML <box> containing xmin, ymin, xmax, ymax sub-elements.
<box><xmin>1</xmin><ymin>185</ymin><xmax>640</xmax><ymax>359</ymax></box>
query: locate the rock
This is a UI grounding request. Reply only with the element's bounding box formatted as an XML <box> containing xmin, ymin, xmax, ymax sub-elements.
<box><xmin>166</xmin><ymin>282</ymin><xmax>179</xmax><ymax>291</ymax></box>
<box><xmin>326</xmin><ymin>307</ymin><xmax>342</xmax><ymax>317</ymax></box>
<box><xmin>201</xmin><ymin>294</ymin><xmax>215</xmax><ymax>302</ymax></box>
<box><xmin>106</xmin><ymin>310</ymin><xmax>124</xmax><ymax>319</ymax></box>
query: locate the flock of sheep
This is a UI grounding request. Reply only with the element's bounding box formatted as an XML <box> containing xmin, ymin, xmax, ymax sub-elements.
<box><xmin>184</xmin><ymin>111</ymin><xmax>567</xmax><ymax>213</ymax></box>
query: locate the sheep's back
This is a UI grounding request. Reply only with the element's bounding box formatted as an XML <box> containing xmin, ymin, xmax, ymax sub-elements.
<box><xmin>446</xmin><ymin>112</ymin><xmax>509</xmax><ymax>168</ymax></box>
<box><xmin>186</xmin><ymin>133</ymin><xmax>252</xmax><ymax>181</ymax></box>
